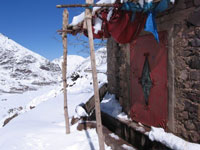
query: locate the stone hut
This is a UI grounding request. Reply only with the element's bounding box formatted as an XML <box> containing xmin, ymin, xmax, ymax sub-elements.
<box><xmin>67</xmin><ymin>0</ymin><xmax>200</xmax><ymax>144</ymax></box>
<box><xmin>107</xmin><ymin>0</ymin><xmax>200</xmax><ymax>143</ymax></box>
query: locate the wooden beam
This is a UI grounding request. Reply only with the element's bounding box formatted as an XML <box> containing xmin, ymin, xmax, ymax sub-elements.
<box><xmin>56</xmin><ymin>0</ymin><xmax>161</xmax><ymax>8</ymax></box>
<box><xmin>84</xmin><ymin>83</ymin><xmax>108</xmax><ymax>115</ymax></box>
<box><xmin>62</xmin><ymin>9</ymin><xmax>70</xmax><ymax>134</ymax></box>
<box><xmin>57</xmin><ymin>3</ymin><xmax>115</xmax><ymax>8</ymax></box>
<box><xmin>85</xmin><ymin>0</ymin><xmax>105</xmax><ymax>149</ymax></box>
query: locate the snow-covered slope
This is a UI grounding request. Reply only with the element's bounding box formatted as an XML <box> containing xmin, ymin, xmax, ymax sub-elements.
<box><xmin>67</xmin><ymin>47</ymin><xmax>107</xmax><ymax>94</ymax></box>
<box><xmin>52</xmin><ymin>55</ymin><xmax>85</xmax><ymax>77</ymax></box>
<box><xmin>0</xmin><ymin>46</ymin><xmax>107</xmax><ymax>128</ymax></box>
<box><xmin>0</xmin><ymin>33</ymin><xmax>61</xmax><ymax>94</ymax></box>
<box><xmin>0</xmin><ymin>46</ymin><xmax>110</xmax><ymax>150</ymax></box>
<box><xmin>75</xmin><ymin>47</ymin><xmax>107</xmax><ymax>73</ymax></box>
<box><xmin>51</xmin><ymin>47</ymin><xmax>107</xmax><ymax>94</ymax></box>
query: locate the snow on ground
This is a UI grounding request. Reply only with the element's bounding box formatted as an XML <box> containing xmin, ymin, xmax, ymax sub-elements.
<box><xmin>109</xmin><ymin>133</ymin><xmax>120</xmax><ymax>140</ymax></box>
<box><xmin>0</xmin><ymin>88</ymin><xmax>111</xmax><ymax>150</ymax></box>
<box><xmin>0</xmin><ymin>85</ymin><xmax>59</xmax><ymax>127</ymax></box>
<box><xmin>101</xmin><ymin>93</ymin><xmax>131</xmax><ymax>121</ymax></box>
<box><xmin>0</xmin><ymin>47</ymin><xmax>109</xmax><ymax>150</ymax></box>
<box><xmin>148</xmin><ymin>127</ymin><xmax>200</xmax><ymax>150</ymax></box>
<box><xmin>121</xmin><ymin>144</ymin><xmax>136</xmax><ymax>150</ymax></box>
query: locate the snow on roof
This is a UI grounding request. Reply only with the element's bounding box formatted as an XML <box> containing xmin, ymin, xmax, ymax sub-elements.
<box><xmin>70</xmin><ymin>0</ymin><xmax>175</xmax><ymax>26</ymax></box>
<box><xmin>70</xmin><ymin>0</ymin><xmax>117</xmax><ymax>26</ymax></box>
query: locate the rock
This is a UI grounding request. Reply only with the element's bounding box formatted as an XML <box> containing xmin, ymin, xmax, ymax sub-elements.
<box><xmin>188</xmin><ymin>112</ymin><xmax>198</xmax><ymax>120</ymax></box>
<box><xmin>181</xmin><ymin>127</ymin><xmax>189</xmax><ymax>139</ymax></box>
<box><xmin>71</xmin><ymin>72</ymin><xmax>80</xmax><ymax>81</ymax></box>
<box><xmin>185</xmin><ymin>120</ymin><xmax>196</xmax><ymax>130</ymax></box>
<box><xmin>183</xmin><ymin>111</ymin><xmax>189</xmax><ymax>120</ymax></box>
<box><xmin>185</xmin><ymin>91</ymin><xmax>200</xmax><ymax>103</ymax></box>
<box><xmin>190</xmin><ymin>71</ymin><xmax>200</xmax><ymax>81</ymax></box>
<box><xmin>189</xmin><ymin>38</ymin><xmax>200</xmax><ymax>47</ymax></box>
<box><xmin>194</xmin><ymin>0</ymin><xmax>200</xmax><ymax>6</ymax></box>
<box><xmin>177</xmin><ymin>102</ymin><xmax>185</xmax><ymax>112</ymax></box>
<box><xmin>192</xmin><ymin>83</ymin><xmax>200</xmax><ymax>90</ymax></box>
<box><xmin>178</xmin><ymin>111</ymin><xmax>189</xmax><ymax>120</ymax></box>
<box><xmin>179</xmin><ymin>70</ymin><xmax>188</xmax><ymax>80</ymax></box>
<box><xmin>195</xmin><ymin>27</ymin><xmax>200</xmax><ymax>38</ymax></box>
<box><xmin>188</xmin><ymin>7</ymin><xmax>200</xmax><ymax>26</ymax></box>
<box><xmin>189</xmin><ymin>131</ymin><xmax>200</xmax><ymax>142</ymax></box>
<box><xmin>181</xmin><ymin>50</ymin><xmax>192</xmax><ymax>57</ymax></box>
<box><xmin>184</xmin><ymin>101</ymin><xmax>198</xmax><ymax>113</ymax></box>
<box><xmin>3</xmin><ymin>113</ymin><xmax>18</xmax><ymax>127</ymax></box>
<box><xmin>189</xmin><ymin>56</ymin><xmax>200</xmax><ymax>69</ymax></box>
<box><xmin>198</xmin><ymin>104</ymin><xmax>200</xmax><ymax>119</ymax></box>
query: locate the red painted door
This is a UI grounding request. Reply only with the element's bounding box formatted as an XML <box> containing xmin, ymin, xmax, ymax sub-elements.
<box><xmin>130</xmin><ymin>31</ymin><xmax>168</xmax><ymax>128</ymax></box>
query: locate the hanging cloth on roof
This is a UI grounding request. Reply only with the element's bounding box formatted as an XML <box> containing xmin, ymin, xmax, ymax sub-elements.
<box><xmin>144</xmin><ymin>0</ymin><xmax>171</xmax><ymax>42</ymax></box>
<box><xmin>84</xmin><ymin>9</ymin><xmax>147</xmax><ymax>44</ymax></box>
<box><xmin>84</xmin><ymin>0</ymin><xmax>170</xmax><ymax>43</ymax></box>
<box><xmin>107</xmin><ymin>10</ymin><xmax>147</xmax><ymax>44</ymax></box>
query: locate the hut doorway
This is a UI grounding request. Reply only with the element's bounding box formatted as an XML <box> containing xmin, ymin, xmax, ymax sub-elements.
<box><xmin>130</xmin><ymin>31</ymin><xmax>168</xmax><ymax>128</ymax></box>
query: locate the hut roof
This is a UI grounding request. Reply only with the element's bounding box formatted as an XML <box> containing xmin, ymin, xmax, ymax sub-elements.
<box><xmin>62</xmin><ymin>0</ymin><xmax>175</xmax><ymax>43</ymax></box>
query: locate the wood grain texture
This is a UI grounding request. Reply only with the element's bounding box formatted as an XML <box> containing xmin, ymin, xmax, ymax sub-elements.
<box><xmin>62</xmin><ymin>9</ymin><xmax>70</xmax><ymax>134</ymax></box>
<box><xmin>85</xmin><ymin>0</ymin><xmax>105</xmax><ymax>149</ymax></box>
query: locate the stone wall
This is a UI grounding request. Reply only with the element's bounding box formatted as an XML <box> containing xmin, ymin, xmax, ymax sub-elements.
<box><xmin>173</xmin><ymin>24</ymin><xmax>200</xmax><ymax>143</ymax></box>
<box><xmin>156</xmin><ymin>0</ymin><xmax>200</xmax><ymax>143</ymax></box>
<box><xmin>107</xmin><ymin>38</ymin><xmax>131</xmax><ymax>115</ymax></box>
<box><xmin>107</xmin><ymin>0</ymin><xmax>200</xmax><ymax>143</ymax></box>
<box><xmin>173</xmin><ymin>20</ymin><xmax>200</xmax><ymax>143</ymax></box>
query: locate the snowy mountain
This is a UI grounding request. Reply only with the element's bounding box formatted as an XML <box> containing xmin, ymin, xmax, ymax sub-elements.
<box><xmin>66</xmin><ymin>47</ymin><xmax>107</xmax><ymax>94</ymax></box>
<box><xmin>74</xmin><ymin>47</ymin><xmax>107</xmax><ymax>74</ymax></box>
<box><xmin>0</xmin><ymin>46</ymin><xmax>108</xmax><ymax>128</ymax></box>
<box><xmin>0</xmin><ymin>33</ymin><xmax>61</xmax><ymax>94</ymax></box>
<box><xmin>52</xmin><ymin>55</ymin><xmax>85</xmax><ymax>77</ymax></box>
<box><xmin>51</xmin><ymin>47</ymin><xmax>107</xmax><ymax>93</ymax></box>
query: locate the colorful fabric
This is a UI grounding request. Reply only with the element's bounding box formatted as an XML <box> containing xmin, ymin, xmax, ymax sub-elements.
<box><xmin>84</xmin><ymin>0</ymin><xmax>171</xmax><ymax>43</ymax></box>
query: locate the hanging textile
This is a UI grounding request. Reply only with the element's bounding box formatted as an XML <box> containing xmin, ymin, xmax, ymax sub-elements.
<box><xmin>107</xmin><ymin>10</ymin><xmax>147</xmax><ymax>44</ymax></box>
<box><xmin>84</xmin><ymin>9</ymin><xmax>147</xmax><ymax>44</ymax></box>
<box><xmin>83</xmin><ymin>0</ymin><xmax>171</xmax><ymax>43</ymax></box>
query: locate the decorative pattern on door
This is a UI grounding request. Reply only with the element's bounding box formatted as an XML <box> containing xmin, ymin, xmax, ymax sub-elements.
<box><xmin>130</xmin><ymin>31</ymin><xmax>168</xmax><ymax>128</ymax></box>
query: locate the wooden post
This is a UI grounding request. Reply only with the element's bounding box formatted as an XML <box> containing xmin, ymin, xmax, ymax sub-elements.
<box><xmin>62</xmin><ymin>9</ymin><xmax>70</xmax><ymax>134</ymax></box>
<box><xmin>85</xmin><ymin>0</ymin><xmax>105</xmax><ymax>150</ymax></box>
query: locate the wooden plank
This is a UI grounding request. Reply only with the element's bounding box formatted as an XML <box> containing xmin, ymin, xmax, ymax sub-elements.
<box><xmin>101</xmin><ymin>112</ymin><xmax>172</xmax><ymax>150</ymax></box>
<box><xmin>85</xmin><ymin>0</ymin><xmax>105</xmax><ymax>149</ymax></box>
<box><xmin>62</xmin><ymin>9</ymin><xmax>70</xmax><ymax>134</ymax></box>
<box><xmin>84</xmin><ymin>83</ymin><xmax>108</xmax><ymax>115</ymax></box>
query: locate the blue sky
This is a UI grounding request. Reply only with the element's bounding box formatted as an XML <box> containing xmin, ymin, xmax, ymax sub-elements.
<box><xmin>0</xmin><ymin>0</ymin><xmax>101</xmax><ymax>60</ymax></box>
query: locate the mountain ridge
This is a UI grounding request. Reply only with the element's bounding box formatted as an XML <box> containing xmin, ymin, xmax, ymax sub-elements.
<box><xmin>0</xmin><ymin>33</ymin><xmax>61</xmax><ymax>94</ymax></box>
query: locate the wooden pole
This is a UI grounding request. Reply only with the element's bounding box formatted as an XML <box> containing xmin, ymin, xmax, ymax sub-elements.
<box><xmin>85</xmin><ymin>0</ymin><xmax>105</xmax><ymax>150</ymax></box>
<box><xmin>62</xmin><ymin>9</ymin><xmax>70</xmax><ymax>134</ymax></box>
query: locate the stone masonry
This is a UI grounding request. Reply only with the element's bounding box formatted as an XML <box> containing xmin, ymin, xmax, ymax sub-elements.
<box><xmin>107</xmin><ymin>38</ymin><xmax>131</xmax><ymax>115</ymax></box>
<box><xmin>107</xmin><ymin>0</ymin><xmax>200</xmax><ymax>143</ymax></box>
